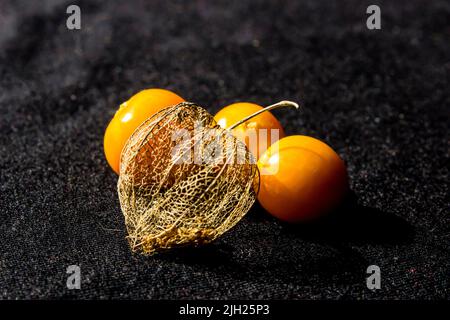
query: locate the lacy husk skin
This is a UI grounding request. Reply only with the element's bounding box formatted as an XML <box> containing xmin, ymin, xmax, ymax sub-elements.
<box><xmin>117</xmin><ymin>101</ymin><xmax>299</xmax><ymax>255</ymax></box>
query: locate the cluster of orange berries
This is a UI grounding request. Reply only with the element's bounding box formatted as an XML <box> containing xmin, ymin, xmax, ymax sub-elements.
<box><xmin>104</xmin><ymin>89</ymin><xmax>348</xmax><ymax>223</ymax></box>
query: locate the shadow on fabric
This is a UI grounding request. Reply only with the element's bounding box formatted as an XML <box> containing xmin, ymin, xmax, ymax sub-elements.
<box><xmin>279</xmin><ymin>191</ymin><xmax>415</xmax><ymax>245</ymax></box>
<box><xmin>153</xmin><ymin>191</ymin><xmax>414</xmax><ymax>288</ymax></box>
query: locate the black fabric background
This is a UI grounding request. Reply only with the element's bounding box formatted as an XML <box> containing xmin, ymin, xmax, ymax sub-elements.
<box><xmin>0</xmin><ymin>0</ymin><xmax>448</xmax><ymax>299</ymax></box>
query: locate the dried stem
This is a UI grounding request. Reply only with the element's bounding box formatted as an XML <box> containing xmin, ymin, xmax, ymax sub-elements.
<box><xmin>228</xmin><ymin>100</ymin><xmax>299</xmax><ymax>130</ymax></box>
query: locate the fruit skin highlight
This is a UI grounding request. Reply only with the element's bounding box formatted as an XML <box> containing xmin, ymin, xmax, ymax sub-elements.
<box><xmin>214</xmin><ymin>102</ymin><xmax>285</xmax><ymax>159</ymax></box>
<box><xmin>257</xmin><ymin>135</ymin><xmax>349</xmax><ymax>223</ymax></box>
<box><xmin>104</xmin><ymin>88</ymin><xmax>184</xmax><ymax>174</ymax></box>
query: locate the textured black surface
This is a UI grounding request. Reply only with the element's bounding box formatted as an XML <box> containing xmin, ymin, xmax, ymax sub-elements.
<box><xmin>0</xmin><ymin>0</ymin><xmax>448</xmax><ymax>299</ymax></box>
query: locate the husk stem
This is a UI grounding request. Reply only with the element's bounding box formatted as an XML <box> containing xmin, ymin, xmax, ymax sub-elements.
<box><xmin>228</xmin><ymin>100</ymin><xmax>299</xmax><ymax>130</ymax></box>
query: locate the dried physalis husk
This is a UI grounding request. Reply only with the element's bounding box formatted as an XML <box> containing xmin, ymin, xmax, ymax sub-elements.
<box><xmin>117</xmin><ymin>102</ymin><xmax>259</xmax><ymax>255</ymax></box>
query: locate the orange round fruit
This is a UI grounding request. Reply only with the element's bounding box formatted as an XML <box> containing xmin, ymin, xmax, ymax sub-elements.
<box><xmin>104</xmin><ymin>88</ymin><xmax>184</xmax><ymax>174</ymax></box>
<box><xmin>214</xmin><ymin>102</ymin><xmax>285</xmax><ymax>159</ymax></box>
<box><xmin>257</xmin><ymin>135</ymin><xmax>348</xmax><ymax>223</ymax></box>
